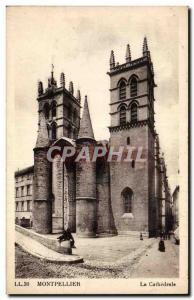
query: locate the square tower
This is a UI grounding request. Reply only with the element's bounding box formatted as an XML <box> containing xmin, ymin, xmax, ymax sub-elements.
<box><xmin>37</xmin><ymin>69</ymin><xmax>81</xmax><ymax>142</ymax></box>
<box><xmin>108</xmin><ymin>39</ymin><xmax>158</xmax><ymax>236</ymax></box>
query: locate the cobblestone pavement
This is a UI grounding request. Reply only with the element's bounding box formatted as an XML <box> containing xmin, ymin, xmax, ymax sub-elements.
<box><xmin>15</xmin><ymin>235</ymin><xmax>179</xmax><ymax>278</ymax></box>
<box><xmin>73</xmin><ymin>235</ymin><xmax>154</xmax><ymax>264</ymax></box>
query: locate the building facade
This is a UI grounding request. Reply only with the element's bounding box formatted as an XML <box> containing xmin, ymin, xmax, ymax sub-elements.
<box><xmin>15</xmin><ymin>166</ymin><xmax>34</xmax><ymax>227</ymax></box>
<box><xmin>172</xmin><ymin>185</ymin><xmax>179</xmax><ymax>230</ymax></box>
<box><xmin>15</xmin><ymin>38</ymin><xmax>173</xmax><ymax>237</ymax></box>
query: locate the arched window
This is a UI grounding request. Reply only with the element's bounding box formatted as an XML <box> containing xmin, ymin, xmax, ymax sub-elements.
<box><xmin>120</xmin><ymin>106</ymin><xmax>126</xmax><ymax>125</ymax></box>
<box><xmin>51</xmin><ymin>101</ymin><xmax>56</xmax><ymax>118</ymax></box>
<box><xmin>119</xmin><ymin>81</ymin><xmax>126</xmax><ymax>99</ymax></box>
<box><xmin>68</xmin><ymin>105</ymin><xmax>72</xmax><ymax>119</ymax></box>
<box><xmin>131</xmin><ymin>103</ymin><xmax>138</xmax><ymax>122</ymax></box>
<box><xmin>73</xmin><ymin>109</ymin><xmax>77</xmax><ymax>123</ymax></box>
<box><xmin>121</xmin><ymin>187</ymin><xmax>133</xmax><ymax>213</ymax></box>
<box><xmin>43</xmin><ymin>103</ymin><xmax>50</xmax><ymax>119</ymax></box>
<box><xmin>51</xmin><ymin>123</ymin><xmax>57</xmax><ymax>140</ymax></box>
<box><xmin>127</xmin><ymin>137</ymin><xmax>130</xmax><ymax>145</ymax></box>
<box><xmin>130</xmin><ymin>77</ymin><xmax>138</xmax><ymax>97</ymax></box>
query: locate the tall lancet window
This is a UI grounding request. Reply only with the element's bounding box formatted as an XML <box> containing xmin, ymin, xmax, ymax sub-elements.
<box><xmin>43</xmin><ymin>103</ymin><xmax>50</xmax><ymax>120</ymax></box>
<box><xmin>119</xmin><ymin>81</ymin><xmax>126</xmax><ymax>99</ymax></box>
<box><xmin>73</xmin><ymin>109</ymin><xmax>77</xmax><ymax>123</ymax></box>
<box><xmin>122</xmin><ymin>187</ymin><xmax>133</xmax><ymax>214</ymax></box>
<box><xmin>51</xmin><ymin>123</ymin><xmax>57</xmax><ymax>140</ymax></box>
<box><xmin>130</xmin><ymin>77</ymin><xmax>138</xmax><ymax>97</ymax></box>
<box><xmin>120</xmin><ymin>106</ymin><xmax>126</xmax><ymax>125</ymax></box>
<box><xmin>131</xmin><ymin>103</ymin><xmax>138</xmax><ymax>122</ymax></box>
<box><xmin>51</xmin><ymin>101</ymin><xmax>57</xmax><ymax>118</ymax></box>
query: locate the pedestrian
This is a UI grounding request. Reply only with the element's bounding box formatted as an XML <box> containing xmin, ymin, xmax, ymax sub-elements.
<box><xmin>66</xmin><ymin>227</ymin><xmax>76</xmax><ymax>248</ymax></box>
<box><xmin>158</xmin><ymin>238</ymin><xmax>165</xmax><ymax>252</ymax></box>
<box><xmin>140</xmin><ymin>232</ymin><xmax>143</xmax><ymax>240</ymax></box>
<box><xmin>57</xmin><ymin>228</ymin><xmax>76</xmax><ymax>248</ymax></box>
<box><xmin>57</xmin><ymin>230</ymin><xmax>68</xmax><ymax>244</ymax></box>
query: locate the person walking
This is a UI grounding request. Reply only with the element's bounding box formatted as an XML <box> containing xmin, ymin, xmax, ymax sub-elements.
<box><xmin>158</xmin><ymin>237</ymin><xmax>165</xmax><ymax>252</ymax></box>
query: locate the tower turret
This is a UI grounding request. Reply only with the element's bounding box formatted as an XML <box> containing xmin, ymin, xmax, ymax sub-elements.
<box><xmin>33</xmin><ymin>112</ymin><xmax>52</xmax><ymax>234</ymax></box>
<box><xmin>143</xmin><ymin>36</ymin><xmax>150</xmax><ymax>57</ymax></box>
<box><xmin>125</xmin><ymin>44</ymin><xmax>131</xmax><ymax>62</ymax></box>
<box><xmin>38</xmin><ymin>81</ymin><xmax>43</xmax><ymax>96</ymax></box>
<box><xmin>60</xmin><ymin>72</ymin><xmax>65</xmax><ymax>88</ymax></box>
<box><xmin>76</xmin><ymin>89</ymin><xmax>81</xmax><ymax>102</ymax></box>
<box><xmin>76</xmin><ymin>96</ymin><xmax>97</xmax><ymax>237</ymax></box>
<box><xmin>110</xmin><ymin>50</ymin><xmax>115</xmax><ymax>70</ymax></box>
<box><xmin>69</xmin><ymin>81</ymin><xmax>74</xmax><ymax>95</ymax></box>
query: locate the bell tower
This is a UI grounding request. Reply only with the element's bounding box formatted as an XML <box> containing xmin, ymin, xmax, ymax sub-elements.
<box><xmin>107</xmin><ymin>38</ymin><xmax>157</xmax><ymax>236</ymax></box>
<box><xmin>37</xmin><ymin>66</ymin><xmax>81</xmax><ymax>143</ymax></box>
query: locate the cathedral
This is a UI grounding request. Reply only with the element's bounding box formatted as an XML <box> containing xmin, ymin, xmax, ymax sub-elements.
<box><xmin>15</xmin><ymin>38</ymin><xmax>173</xmax><ymax>238</ymax></box>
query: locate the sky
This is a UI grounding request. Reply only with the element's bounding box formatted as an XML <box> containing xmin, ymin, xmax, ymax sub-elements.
<box><xmin>7</xmin><ymin>6</ymin><xmax>183</xmax><ymax>192</ymax></box>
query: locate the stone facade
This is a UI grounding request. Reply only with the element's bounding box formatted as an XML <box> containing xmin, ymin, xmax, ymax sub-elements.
<box><xmin>15</xmin><ymin>38</ymin><xmax>173</xmax><ymax>237</ymax></box>
<box><xmin>15</xmin><ymin>166</ymin><xmax>34</xmax><ymax>227</ymax></box>
<box><xmin>172</xmin><ymin>186</ymin><xmax>179</xmax><ymax>230</ymax></box>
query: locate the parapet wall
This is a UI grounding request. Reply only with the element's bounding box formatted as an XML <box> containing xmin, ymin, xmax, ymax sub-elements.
<box><xmin>15</xmin><ymin>225</ymin><xmax>71</xmax><ymax>254</ymax></box>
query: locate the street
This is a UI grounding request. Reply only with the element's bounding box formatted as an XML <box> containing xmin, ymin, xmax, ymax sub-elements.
<box><xmin>129</xmin><ymin>239</ymin><xmax>179</xmax><ymax>278</ymax></box>
<box><xmin>15</xmin><ymin>236</ymin><xmax>179</xmax><ymax>278</ymax></box>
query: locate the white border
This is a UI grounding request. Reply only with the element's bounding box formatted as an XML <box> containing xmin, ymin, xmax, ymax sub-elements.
<box><xmin>1</xmin><ymin>1</ymin><xmax>192</xmax><ymax>299</ymax></box>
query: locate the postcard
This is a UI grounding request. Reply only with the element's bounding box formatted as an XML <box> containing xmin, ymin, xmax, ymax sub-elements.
<box><xmin>6</xmin><ymin>6</ymin><xmax>188</xmax><ymax>295</ymax></box>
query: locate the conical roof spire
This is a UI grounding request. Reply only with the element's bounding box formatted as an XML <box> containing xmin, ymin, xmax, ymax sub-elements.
<box><xmin>110</xmin><ymin>50</ymin><xmax>115</xmax><ymax>69</ymax></box>
<box><xmin>78</xmin><ymin>95</ymin><xmax>95</xmax><ymax>140</ymax></box>
<box><xmin>125</xmin><ymin>44</ymin><xmax>131</xmax><ymax>62</ymax></box>
<box><xmin>35</xmin><ymin>112</ymin><xmax>50</xmax><ymax>148</ymax></box>
<box><xmin>143</xmin><ymin>36</ymin><xmax>149</xmax><ymax>56</ymax></box>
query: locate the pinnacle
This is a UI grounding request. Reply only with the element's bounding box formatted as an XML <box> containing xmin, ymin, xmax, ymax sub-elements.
<box><xmin>126</xmin><ymin>44</ymin><xmax>131</xmax><ymax>62</ymax></box>
<box><xmin>78</xmin><ymin>96</ymin><xmax>95</xmax><ymax>140</ymax></box>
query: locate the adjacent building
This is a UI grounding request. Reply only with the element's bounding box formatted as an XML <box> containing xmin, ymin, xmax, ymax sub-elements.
<box><xmin>15</xmin><ymin>166</ymin><xmax>34</xmax><ymax>227</ymax></box>
<box><xmin>172</xmin><ymin>185</ymin><xmax>179</xmax><ymax>230</ymax></box>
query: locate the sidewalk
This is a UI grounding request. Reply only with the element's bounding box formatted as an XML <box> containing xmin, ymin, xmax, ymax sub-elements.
<box><xmin>130</xmin><ymin>239</ymin><xmax>179</xmax><ymax>278</ymax></box>
<box><xmin>15</xmin><ymin>231</ymin><xmax>83</xmax><ymax>264</ymax></box>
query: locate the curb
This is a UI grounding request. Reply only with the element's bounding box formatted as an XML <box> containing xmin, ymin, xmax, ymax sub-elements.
<box><xmin>15</xmin><ymin>240</ymin><xmax>84</xmax><ymax>265</ymax></box>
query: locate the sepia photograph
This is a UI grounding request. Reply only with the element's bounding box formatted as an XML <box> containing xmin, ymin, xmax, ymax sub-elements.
<box><xmin>6</xmin><ymin>6</ymin><xmax>188</xmax><ymax>295</ymax></box>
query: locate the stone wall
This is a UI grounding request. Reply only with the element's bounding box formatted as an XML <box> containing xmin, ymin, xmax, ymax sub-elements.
<box><xmin>15</xmin><ymin>225</ymin><xmax>71</xmax><ymax>254</ymax></box>
<box><xmin>76</xmin><ymin>142</ymin><xmax>97</xmax><ymax>237</ymax></box>
<box><xmin>67</xmin><ymin>164</ymin><xmax>76</xmax><ymax>232</ymax></box>
<box><xmin>96</xmin><ymin>160</ymin><xmax>117</xmax><ymax>235</ymax></box>
<box><xmin>33</xmin><ymin>148</ymin><xmax>52</xmax><ymax>234</ymax></box>
<box><xmin>109</xmin><ymin>125</ymin><xmax>149</xmax><ymax>234</ymax></box>
<box><xmin>148</xmin><ymin>129</ymin><xmax>157</xmax><ymax>236</ymax></box>
<box><xmin>52</xmin><ymin>154</ymin><xmax>64</xmax><ymax>233</ymax></box>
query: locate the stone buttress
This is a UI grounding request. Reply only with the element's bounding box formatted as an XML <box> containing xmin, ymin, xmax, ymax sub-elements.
<box><xmin>33</xmin><ymin>113</ymin><xmax>52</xmax><ymax>234</ymax></box>
<box><xmin>76</xmin><ymin>96</ymin><xmax>97</xmax><ymax>237</ymax></box>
